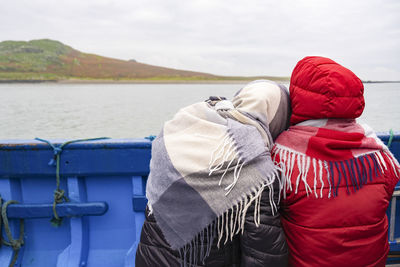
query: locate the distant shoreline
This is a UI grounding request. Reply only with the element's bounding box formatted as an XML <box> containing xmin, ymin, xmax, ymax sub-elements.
<box><xmin>362</xmin><ymin>81</ymin><xmax>400</xmax><ymax>84</ymax></box>
<box><xmin>0</xmin><ymin>79</ymin><xmax>399</xmax><ymax>85</ymax></box>
<box><xmin>0</xmin><ymin>79</ymin><xmax>58</xmax><ymax>84</ymax></box>
<box><xmin>0</xmin><ymin>78</ymin><xmax>289</xmax><ymax>84</ymax></box>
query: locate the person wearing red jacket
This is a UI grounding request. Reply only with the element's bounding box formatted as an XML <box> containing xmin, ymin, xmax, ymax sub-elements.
<box><xmin>272</xmin><ymin>56</ymin><xmax>400</xmax><ymax>266</ymax></box>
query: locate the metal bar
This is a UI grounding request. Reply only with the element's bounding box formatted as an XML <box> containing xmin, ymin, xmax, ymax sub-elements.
<box><xmin>132</xmin><ymin>175</ymin><xmax>147</xmax><ymax>212</ymax></box>
<box><xmin>132</xmin><ymin>196</ymin><xmax>147</xmax><ymax>212</ymax></box>
<box><xmin>6</xmin><ymin>202</ymin><xmax>108</xmax><ymax>219</ymax></box>
<box><xmin>126</xmin><ymin>176</ymin><xmax>147</xmax><ymax>267</ymax></box>
<box><xmin>57</xmin><ymin>177</ymin><xmax>89</xmax><ymax>267</ymax></box>
<box><xmin>390</xmin><ymin>196</ymin><xmax>397</xmax><ymax>241</ymax></box>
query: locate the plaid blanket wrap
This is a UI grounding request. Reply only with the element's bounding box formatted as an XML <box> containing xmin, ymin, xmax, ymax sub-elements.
<box><xmin>272</xmin><ymin>119</ymin><xmax>400</xmax><ymax>199</ymax></box>
<box><xmin>146</xmin><ymin>80</ymin><xmax>290</xmax><ymax>265</ymax></box>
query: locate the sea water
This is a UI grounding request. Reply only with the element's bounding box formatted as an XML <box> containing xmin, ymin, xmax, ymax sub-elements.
<box><xmin>0</xmin><ymin>82</ymin><xmax>399</xmax><ymax>140</ymax></box>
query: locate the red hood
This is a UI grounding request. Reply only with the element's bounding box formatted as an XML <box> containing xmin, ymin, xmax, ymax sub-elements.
<box><xmin>289</xmin><ymin>56</ymin><xmax>364</xmax><ymax>125</ymax></box>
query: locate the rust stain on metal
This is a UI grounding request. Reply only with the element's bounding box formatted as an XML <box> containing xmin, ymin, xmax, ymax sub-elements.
<box><xmin>0</xmin><ymin>142</ymin><xmax>42</xmax><ymax>149</ymax></box>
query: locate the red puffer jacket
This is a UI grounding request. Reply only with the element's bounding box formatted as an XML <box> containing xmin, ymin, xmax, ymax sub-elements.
<box><xmin>272</xmin><ymin>56</ymin><xmax>400</xmax><ymax>266</ymax></box>
<box><xmin>274</xmin><ymin>151</ymin><xmax>398</xmax><ymax>266</ymax></box>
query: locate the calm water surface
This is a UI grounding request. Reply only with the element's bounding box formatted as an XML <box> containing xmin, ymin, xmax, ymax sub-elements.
<box><xmin>0</xmin><ymin>82</ymin><xmax>399</xmax><ymax>140</ymax></box>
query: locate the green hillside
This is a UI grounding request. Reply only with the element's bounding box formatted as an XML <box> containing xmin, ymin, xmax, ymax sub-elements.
<box><xmin>0</xmin><ymin>39</ymin><xmax>289</xmax><ymax>82</ymax></box>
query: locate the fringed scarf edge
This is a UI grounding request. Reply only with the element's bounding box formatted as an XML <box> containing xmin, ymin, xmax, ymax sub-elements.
<box><xmin>177</xmin><ymin>132</ymin><xmax>282</xmax><ymax>266</ymax></box>
<box><xmin>208</xmin><ymin>133</ymin><xmax>245</xmax><ymax>195</ymax></box>
<box><xmin>272</xmin><ymin>144</ymin><xmax>400</xmax><ymax>199</ymax></box>
<box><xmin>177</xmin><ymin>169</ymin><xmax>281</xmax><ymax>267</ymax></box>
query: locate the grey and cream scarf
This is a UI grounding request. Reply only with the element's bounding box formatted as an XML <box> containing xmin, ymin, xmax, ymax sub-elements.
<box><xmin>146</xmin><ymin>80</ymin><xmax>290</xmax><ymax>265</ymax></box>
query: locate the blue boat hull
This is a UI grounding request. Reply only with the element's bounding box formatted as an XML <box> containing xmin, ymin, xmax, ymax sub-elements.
<box><xmin>0</xmin><ymin>134</ymin><xmax>399</xmax><ymax>266</ymax></box>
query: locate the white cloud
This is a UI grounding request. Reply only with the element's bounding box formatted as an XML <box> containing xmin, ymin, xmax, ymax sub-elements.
<box><xmin>0</xmin><ymin>0</ymin><xmax>399</xmax><ymax>79</ymax></box>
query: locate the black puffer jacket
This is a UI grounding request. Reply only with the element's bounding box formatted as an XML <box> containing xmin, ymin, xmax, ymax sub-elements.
<box><xmin>136</xmin><ymin>180</ymin><xmax>288</xmax><ymax>267</ymax></box>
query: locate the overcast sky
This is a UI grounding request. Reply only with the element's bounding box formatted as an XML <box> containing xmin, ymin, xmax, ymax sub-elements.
<box><xmin>1</xmin><ymin>0</ymin><xmax>399</xmax><ymax>80</ymax></box>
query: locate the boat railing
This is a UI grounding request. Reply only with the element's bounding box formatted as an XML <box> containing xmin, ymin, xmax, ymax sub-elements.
<box><xmin>0</xmin><ymin>133</ymin><xmax>399</xmax><ymax>266</ymax></box>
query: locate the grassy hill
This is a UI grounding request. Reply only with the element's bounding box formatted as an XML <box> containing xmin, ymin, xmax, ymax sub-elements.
<box><xmin>0</xmin><ymin>39</ymin><xmax>289</xmax><ymax>82</ymax></box>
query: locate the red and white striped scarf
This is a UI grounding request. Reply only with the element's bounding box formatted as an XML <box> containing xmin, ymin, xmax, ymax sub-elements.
<box><xmin>272</xmin><ymin>119</ymin><xmax>400</xmax><ymax>198</ymax></box>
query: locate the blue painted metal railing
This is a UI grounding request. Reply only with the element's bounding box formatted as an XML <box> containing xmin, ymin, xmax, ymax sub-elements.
<box><xmin>0</xmin><ymin>139</ymin><xmax>151</xmax><ymax>267</ymax></box>
<box><xmin>6</xmin><ymin>202</ymin><xmax>108</xmax><ymax>219</ymax></box>
<box><xmin>381</xmin><ymin>133</ymin><xmax>400</xmax><ymax>264</ymax></box>
<box><xmin>0</xmin><ymin>134</ymin><xmax>399</xmax><ymax>266</ymax></box>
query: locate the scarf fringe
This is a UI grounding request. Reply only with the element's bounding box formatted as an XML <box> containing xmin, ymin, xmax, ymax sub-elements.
<box><xmin>272</xmin><ymin>144</ymin><xmax>400</xmax><ymax>198</ymax></box>
<box><xmin>209</xmin><ymin>133</ymin><xmax>246</xmax><ymax>195</ymax></box>
<box><xmin>179</xmin><ymin>170</ymin><xmax>280</xmax><ymax>267</ymax></box>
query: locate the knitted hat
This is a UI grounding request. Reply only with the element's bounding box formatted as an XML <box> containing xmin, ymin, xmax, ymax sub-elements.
<box><xmin>289</xmin><ymin>56</ymin><xmax>364</xmax><ymax>125</ymax></box>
